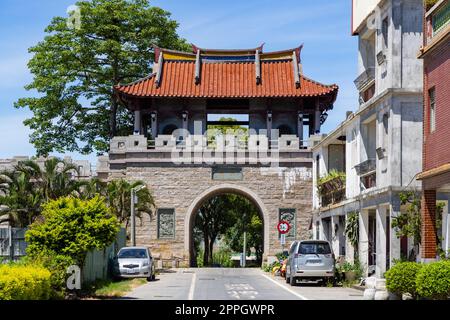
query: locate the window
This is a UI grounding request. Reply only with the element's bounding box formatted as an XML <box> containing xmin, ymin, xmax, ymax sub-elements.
<box><xmin>298</xmin><ymin>242</ymin><xmax>331</xmax><ymax>255</ymax></box>
<box><xmin>157</xmin><ymin>208</ymin><xmax>175</xmax><ymax>239</ymax></box>
<box><xmin>382</xmin><ymin>17</ymin><xmax>389</xmax><ymax>48</ymax></box>
<box><xmin>118</xmin><ymin>248</ymin><xmax>148</xmax><ymax>259</ymax></box>
<box><xmin>429</xmin><ymin>88</ymin><xmax>436</xmax><ymax>132</ymax></box>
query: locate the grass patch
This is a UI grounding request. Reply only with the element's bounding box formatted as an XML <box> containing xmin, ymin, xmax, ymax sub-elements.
<box><xmin>84</xmin><ymin>278</ymin><xmax>147</xmax><ymax>299</ymax></box>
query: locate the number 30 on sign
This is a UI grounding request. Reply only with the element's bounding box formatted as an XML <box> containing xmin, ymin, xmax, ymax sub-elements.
<box><xmin>277</xmin><ymin>220</ymin><xmax>290</xmax><ymax>234</ymax></box>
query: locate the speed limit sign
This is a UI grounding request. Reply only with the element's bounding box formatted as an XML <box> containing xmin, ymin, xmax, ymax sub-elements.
<box><xmin>277</xmin><ymin>220</ymin><xmax>290</xmax><ymax>234</ymax></box>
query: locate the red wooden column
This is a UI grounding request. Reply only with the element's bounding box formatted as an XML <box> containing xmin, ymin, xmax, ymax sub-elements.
<box><xmin>421</xmin><ymin>189</ymin><xmax>437</xmax><ymax>260</ymax></box>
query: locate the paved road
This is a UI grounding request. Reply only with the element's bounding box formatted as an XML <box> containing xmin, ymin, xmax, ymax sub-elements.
<box><xmin>125</xmin><ymin>268</ymin><xmax>364</xmax><ymax>300</ymax></box>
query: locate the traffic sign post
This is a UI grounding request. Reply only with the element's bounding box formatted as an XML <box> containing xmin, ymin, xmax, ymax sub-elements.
<box><xmin>277</xmin><ymin>220</ymin><xmax>290</xmax><ymax>253</ymax></box>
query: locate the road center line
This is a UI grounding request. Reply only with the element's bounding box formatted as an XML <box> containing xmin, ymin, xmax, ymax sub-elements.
<box><xmin>260</xmin><ymin>273</ymin><xmax>309</xmax><ymax>300</ymax></box>
<box><xmin>188</xmin><ymin>271</ymin><xmax>197</xmax><ymax>300</ymax></box>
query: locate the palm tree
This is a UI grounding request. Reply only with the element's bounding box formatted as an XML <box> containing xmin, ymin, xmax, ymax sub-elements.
<box><xmin>78</xmin><ymin>177</ymin><xmax>107</xmax><ymax>200</ymax></box>
<box><xmin>15</xmin><ymin>158</ymin><xmax>81</xmax><ymax>201</ymax></box>
<box><xmin>0</xmin><ymin>170</ymin><xmax>43</xmax><ymax>227</ymax></box>
<box><xmin>105</xmin><ymin>179</ymin><xmax>155</xmax><ymax>229</ymax></box>
<box><xmin>0</xmin><ymin>157</ymin><xmax>82</xmax><ymax>227</ymax></box>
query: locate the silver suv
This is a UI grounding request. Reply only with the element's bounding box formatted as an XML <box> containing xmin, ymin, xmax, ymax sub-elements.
<box><xmin>113</xmin><ymin>246</ymin><xmax>156</xmax><ymax>282</ymax></box>
<box><xmin>286</xmin><ymin>240</ymin><xmax>335</xmax><ymax>286</ymax></box>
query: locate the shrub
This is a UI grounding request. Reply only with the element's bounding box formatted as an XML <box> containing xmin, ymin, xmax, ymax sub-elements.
<box><xmin>25</xmin><ymin>195</ymin><xmax>120</xmax><ymax>266</ymax></box>
<box><xmin>0</xmin><ymin>264</ymin><xmax>52</xmax><ymax>300</ymax></box>
<box><xmin>416</xmin><ymin>260</ymin><xmax>450</xmax><ymax>300</ymax></box>
<box><xmin>212</xmin><ymin>248</ymin><xmax>234</xmax><ymax>268</ymax></box>
<box><xmin>23</xmin><ymin>249</ymin><xmax>75</xmax><ymax>299</ymax></box>
<box><xmin>385</xmin><ymin>262</ymin><xmax>423</xmax><ymax>297</ymax></box>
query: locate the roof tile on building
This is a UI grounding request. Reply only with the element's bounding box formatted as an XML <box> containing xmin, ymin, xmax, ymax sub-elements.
<box><xmin>115</xmin><ymin>60</ymin><xmax>338</xmax><ymax>99</ymax></box>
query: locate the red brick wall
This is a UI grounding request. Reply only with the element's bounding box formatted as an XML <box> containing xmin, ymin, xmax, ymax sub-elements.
<box><xmin>421</xmin><ymin>190</ymin><xmax>437</xmax><ymax>259</ymax></box>
<box><xmin>423</xmin><ymin>39</ymin><xmax>450</xmax><ymax>172</ymax></box>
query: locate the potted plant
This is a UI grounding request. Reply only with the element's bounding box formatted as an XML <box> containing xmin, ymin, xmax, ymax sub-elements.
<box><xmin>341</xmin><ymin>262</ymin><xmax>357</xmax><ymax>282</ymax></box>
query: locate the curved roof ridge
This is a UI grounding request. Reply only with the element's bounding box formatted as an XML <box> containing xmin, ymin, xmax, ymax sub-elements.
<box><xmin>301</xmin><ymin>74</ymin><xmax>338</xmax><ymax>89</ymax></box>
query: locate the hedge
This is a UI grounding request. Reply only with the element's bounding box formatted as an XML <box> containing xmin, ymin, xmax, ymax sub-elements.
<box><xmin>416</xmin><ymin>260</ymin><xmax>450</xmax><ymax>300</ymax></box>
<box><xmin>0</xmin><ymin>265</ymin><xmax>52</xmax><ymax>300</ymax></box>
<box><xmin>385</xmin><ymin>262</ymin><xmax>423</xmax><ymax>297</ymax></box>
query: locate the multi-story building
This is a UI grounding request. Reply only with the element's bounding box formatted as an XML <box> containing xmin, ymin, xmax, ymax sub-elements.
<box><xmin>418</xmin><ymin>0</ymin><xmax>450</xmax><ymax>261</ymax></box>
<box><xmin>311</xmin><ymin>0</ymin><xmax>442</xmax><ymax>277</ymax></box>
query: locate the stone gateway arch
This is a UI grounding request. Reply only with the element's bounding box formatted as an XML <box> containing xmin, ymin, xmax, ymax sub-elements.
<box><xmin>100</xmin><ymin>45</ymin><xmax>338</xmax><ymax>267</ymax></box>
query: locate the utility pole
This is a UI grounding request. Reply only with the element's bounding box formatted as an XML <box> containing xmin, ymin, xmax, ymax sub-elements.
<box><xmin>242</xmin><ymin>230</ymin><xmax>247</xmax><ymax>268</ymax></box>
<box><xmin>131</xmin><ymin>189</ymin><xmax>136</xmax><ymax>246</ymax></box>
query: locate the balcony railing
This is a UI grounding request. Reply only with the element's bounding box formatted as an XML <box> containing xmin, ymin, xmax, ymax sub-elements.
<box><xmin>426</xmin><ymin>0</ymin><xmax>450</xmax><ymax>44</ymax></box>
<box><xmin>354</xmin><ymin>67</ymin><xmax>375</xmax><ymax>92</ymax></box>
<box><xmin>111</xmin><ymin>134</ymin><xmax>309</xmax><ymax>152</ymax></box>
<box><xmin>354</xmin><ymin>158</ymin><xmax>376</xmax><ymax>176</ymax></box>
<box><xmin>317</xmin><ymin>172</ymin><xmax>346</xmax><ymax>207</ymax></box>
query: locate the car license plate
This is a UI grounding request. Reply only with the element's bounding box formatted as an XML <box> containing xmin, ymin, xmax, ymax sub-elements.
<box><xmin>307</xmin><ymin>260</ymin><xmax>321</xmax><ymax>264</ymax></box>
<box><xmin>127</xmin><ymin>268</ymin><xmax>137</xmax><ymax>274</ymax></box>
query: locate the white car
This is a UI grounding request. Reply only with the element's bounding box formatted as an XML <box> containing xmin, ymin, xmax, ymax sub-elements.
<box><xmin>113</xmin><ymin>246</ymin><xmax>156</xmax><ymax>282</ymax></box>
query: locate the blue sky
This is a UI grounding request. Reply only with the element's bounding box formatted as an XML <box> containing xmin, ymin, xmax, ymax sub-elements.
<box><xmin>0</xmin><ymin>0</ymin><xmax>358</xmax><ymax>164</ymax></box>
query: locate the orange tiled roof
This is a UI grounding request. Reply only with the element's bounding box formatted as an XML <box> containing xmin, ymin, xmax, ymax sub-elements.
<box><xmin>115</xmin><ymin>60</ymin><xmax>338</xmax><ymax>99</ymax></box>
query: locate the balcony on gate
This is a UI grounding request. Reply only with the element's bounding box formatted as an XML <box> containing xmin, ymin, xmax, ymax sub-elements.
<box><xmin>354</xmin><ymin>158</ymin><xmax>377</xmax><ymax>190</ymax></box>
<box><xmin>425</xmin><ymin>0</ymin><xmax>450</xmax><ymax>45</ymax></box>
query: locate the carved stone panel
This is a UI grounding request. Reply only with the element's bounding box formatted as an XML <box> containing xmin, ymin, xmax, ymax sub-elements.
<box><xmin>158</xmin><ymin>208</ymin><xmax>175</xmax><ymax>239</ymax></box>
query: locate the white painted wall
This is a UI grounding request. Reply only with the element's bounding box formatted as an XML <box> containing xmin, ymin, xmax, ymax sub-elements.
<box><xmin>352</xmin><ymin>0</ymin><xmax>381</xmax><ymax>34</ymax></box>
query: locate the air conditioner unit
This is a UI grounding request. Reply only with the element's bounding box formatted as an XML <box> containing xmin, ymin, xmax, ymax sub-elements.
<box><xmin>376</xmin><ymin>147</ymin><xmax>386</xmax><ymax>159</ymax></box>
<box><xmin>377</xmin><ymin>51</ymin><xmax>386</xmax><ymax>65</ymax></box>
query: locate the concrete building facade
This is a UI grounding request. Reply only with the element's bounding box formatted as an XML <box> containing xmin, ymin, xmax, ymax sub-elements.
<box><xmin>311</xmin><ymin>0</ymin><xmax>450</xmax><ymax>277</ymax></box>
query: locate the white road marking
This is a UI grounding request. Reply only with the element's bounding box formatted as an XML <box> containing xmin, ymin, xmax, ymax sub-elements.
<box><xmin>188</xmin><ymin>271</ymin><xmax>197</xmax><ymax>300</ymax></box>
<box><xmin>225</xmin><ymin>283</ymin><xmax>258</xmax><ymax>299</ymax></box>
<box><xmin>260</xmin><ymin>273</ymin><xmax>309</xmax><ymax>300</ymax></box>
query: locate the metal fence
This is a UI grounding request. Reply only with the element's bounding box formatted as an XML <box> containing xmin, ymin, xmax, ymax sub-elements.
<box><xmin>0</xmin><ymin>227</ymin><xmax>27</xmax><ymax>261</ymax></box>
<box><xmin>82</xmin><ymin>228</ymin><xmax>126</xmax><ymax>284</ymax></box>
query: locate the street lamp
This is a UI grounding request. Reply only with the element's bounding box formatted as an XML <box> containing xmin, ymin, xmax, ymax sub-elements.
<box><xmin>131</xmin><ymin>185</ymin><xmax>147</xmax><ymax>246</ymax></box>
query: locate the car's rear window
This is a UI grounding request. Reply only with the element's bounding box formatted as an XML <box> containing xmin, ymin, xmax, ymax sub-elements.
<box><xmin>298</xmin><ymin>242</ymin><xmax>331</xmax><ymax>255</ymax></box>
<box><xmin>118</xmin><ymin>248</ymin><xmax>147</xmax><ymax>259</ymax></box>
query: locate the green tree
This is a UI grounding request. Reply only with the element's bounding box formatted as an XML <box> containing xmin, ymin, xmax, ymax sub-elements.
<box><xmin>15</xmin><ymin>158</ymin><xmax>81</xmax><ymax>202</ymax></box>
<box><xmin>392</xmin><ymin>191</ymin><xmax>445</xmax><ymax>260</ymax></box>
<box><xmin>223</xmin><ymin>195</ymin><xmax>263</xmax><ymax>265</ymax></box>
<box><xmin>0</xmin><ymin>170</ymin><xmax>43</xmax><ymax>227</ymax></box>
<box><xmin>0</xmin><ymin>158</ymin><xmax>81</xmax><ymax>227</ymax></box>
<box><xmin>15</xmin><ymin>0</ymin><xmax>189</xmax><ymax>155</ymax></box>
<box><xmin>105</xmin><ymin>179</ymin><xmax>155</xmax><ymax>229</ymax></box>
<box><xmin>25</xmin><ymin>196</ymin><xmax>120</xmax><ymax>266</ymax></box>
<box><xmin>194</xmin><ymin>195</ymin><xmax>238</xmax><ymax>266</ymax></box>
<box><xmin>206</xmin><ymin>117</ymin><xmax>249</xmax><ymax>148</ymax></box>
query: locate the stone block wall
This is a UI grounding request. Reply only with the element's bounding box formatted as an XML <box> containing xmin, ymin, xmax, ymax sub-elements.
<box><xmin>110</xmin><ymin>165</ymin><xmax>313</xmax><ymax>267</ymax></box>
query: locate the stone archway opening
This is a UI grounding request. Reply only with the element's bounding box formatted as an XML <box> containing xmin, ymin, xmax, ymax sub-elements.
<box><xmin>185</xmin><ymin>185</ymin><xmax>269</xmax><ymax>268</ymax></box>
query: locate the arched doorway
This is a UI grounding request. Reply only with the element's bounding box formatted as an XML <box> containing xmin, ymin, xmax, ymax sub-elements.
<box><xmin>184</xmin><ymin>184</ymin><xmax>270</xmax><ymax>267</ymax></box>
